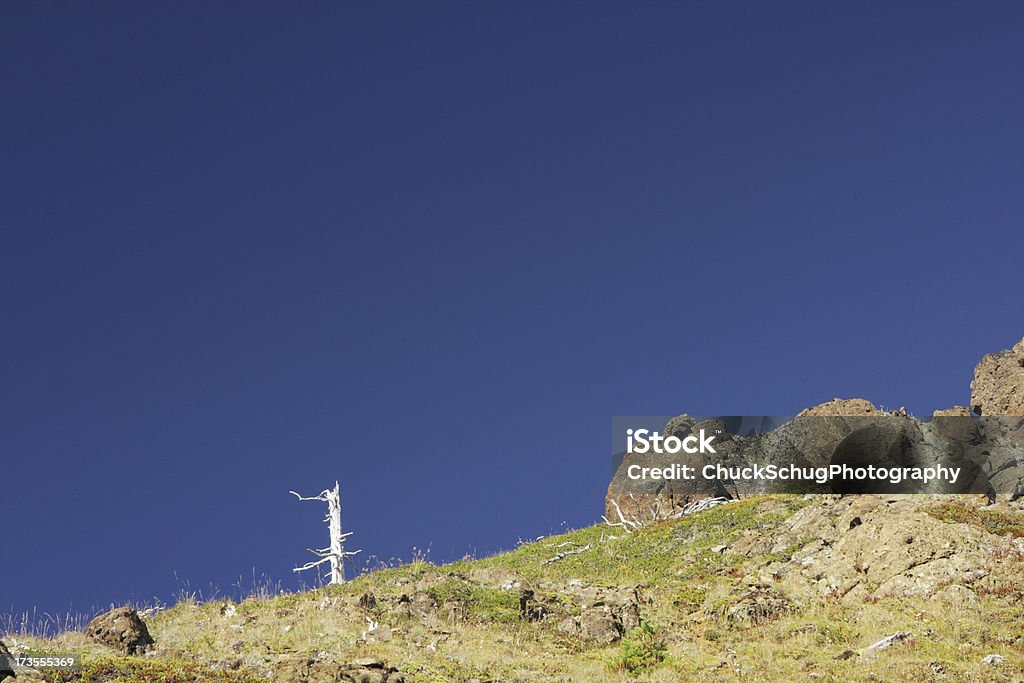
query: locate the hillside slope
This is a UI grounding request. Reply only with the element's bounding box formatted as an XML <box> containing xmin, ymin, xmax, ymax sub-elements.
<box><xmin>6</xmin><ymin>494</ymin><xmax>1024</xmax><ymax>682</ymax></box>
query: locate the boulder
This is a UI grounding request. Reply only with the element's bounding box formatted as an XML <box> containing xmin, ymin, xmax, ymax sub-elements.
<box><xmin>971</xmin><ymin>337</ymin><xmax>1024</xmax><ymax>415</ymax></box>
<box><xmin>85</xmin><ymin>607</ymin><xmax>154</xmax><ymax>655</ymax></box>
<box><xmin>578</xmin><ymin>606</ymin><xmax>621</xmax><ymax>644</ymax></box>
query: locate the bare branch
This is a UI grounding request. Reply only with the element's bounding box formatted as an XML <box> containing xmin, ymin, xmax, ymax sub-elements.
<box><xmin>289</xmin><ymin>490</ymin><xmax>329</xmax><ymax>502</ymax></box>
<box><xmin>542</xmin><ymin>543</ymin><xmax>593</xmax><ymax>565</ymax></box>
<box><xmin>293</xmin><ymin>556</ymin><xmax>332</xmax><ymax>573</ymax></box>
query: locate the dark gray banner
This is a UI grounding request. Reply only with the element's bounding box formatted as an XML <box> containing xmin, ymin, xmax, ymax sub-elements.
<box><xmin>610</xmin><ymin>415</ymin><xmax>1024</xmax><ymax>499</ymax></box>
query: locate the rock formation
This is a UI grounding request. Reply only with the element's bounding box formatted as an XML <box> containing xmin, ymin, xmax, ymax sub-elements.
<box><xmin>797</xmin><ymin>398</ymin><xmax>879</xmax><ymax>417</ymax></box>
<box><xmin>971</xmin><ymin>337</ymin><xmax>1024</xmax><ymax>415</ymax></box>
<box><xmin>607</xmin><ymin>337</ymin><xmax>1024</xmax><ymax>519</ymax></box>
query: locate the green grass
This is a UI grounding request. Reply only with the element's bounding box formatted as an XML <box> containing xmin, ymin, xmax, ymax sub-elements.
<box><xmin>43</xmin><ymin>657</ymin><xmax>267</xmax><ymax>683</ymax></box>
<box><xmin>926</xmin><ymin>501</ymin><xmax>1024</xmax><ymax>538</ymax></box>
<box><xmin>424</xmin><ymin>580</ymin><xmax>522</xmax><ymax>623</ymax></box>
<box><xmin>452</xmin><ymin>495</ymin><xmax>811</xmax><ymax>587</ymax></box>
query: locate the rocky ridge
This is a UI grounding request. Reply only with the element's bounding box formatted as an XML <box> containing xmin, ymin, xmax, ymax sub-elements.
<box><xmin>607</xmin><ymin>337</ymin><xmax>1024</xmax><ymax>522</ymax></box>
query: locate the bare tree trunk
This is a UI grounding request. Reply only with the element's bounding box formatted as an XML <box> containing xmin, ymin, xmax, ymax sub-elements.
<box><xmin>290</xmin><ymin>481</ymin><xmax>360</xmax><ymax>584</ymax></box>
<box><xmin>324</xmin><ymin>482</ymin><xmax>344</xmax><ymax>584</ymax></box>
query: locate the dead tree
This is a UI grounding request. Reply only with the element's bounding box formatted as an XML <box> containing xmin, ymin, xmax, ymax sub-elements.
<box><xmin>289</xmin><ymin>481</ymin><xmax>360</xmax><ymax>584</ymax></box>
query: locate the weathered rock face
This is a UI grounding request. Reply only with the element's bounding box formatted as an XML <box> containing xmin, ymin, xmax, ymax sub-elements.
<box><xmin>553</xmin><ymin>584</ymin><xmax>643</xmax><ymax>644</ymax></box>
<box><xmin>727</xmin><ymin>495</ymin><xmax>1002</xmax><ymax>602</ymax></box>
<box><xmin>557</xmin><ymin>607</ymin><xmax>622</xmax><ymax>644</ymax></box>
<box><xmin>934</xmin><ymin>406</ymin><xmax>972</xmax><ymax>417</ymax></box>
<box><xmin>85</xmin><ymin>607</ymin><xmax>154</xmax><ymax>655</ymax></box>
<box><xmin>797</xmin><ymin>398</ymin><xmax>879</xmax><ymax>417</ymax></box>
<box><xmin>704</xmin><ymin>586</ymin><xmax>793</xmax><ymax>626</ymax></box>
<box><xmin>971</xmin><ymin>337</ymin><xmax>1024</xmax><ymax>416</ymax></box>
<box><xmin>274</xmin><ymin>655</ymin><xmax>406</xmax><ymax>683</ymax></box>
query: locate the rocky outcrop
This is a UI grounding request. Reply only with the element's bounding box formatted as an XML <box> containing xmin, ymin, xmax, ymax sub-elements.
<box><xmin>934</xmin><ymin>406</ymin><xmax>972</xmax><ymax>417</ymax></box>
<box><xmin>725</xmin><ymin>495</ymin><xmax>1015</xmax><ymax>603</ymax></box>
<box><xmin>85</xmin><ymin>607</ymin><xmax>154</xmax><ymax>655</ymax></box>
<box><xmin>607</xmin><ymin>337</ymin><xmax>1024</xmax><ymax>515</ymax></box>
<box><xmin>554</xmin><ymin>583</ymin><xmax>644</xmax><ymax>644</ymax></box>
<box><xmin>606</xmin><ymin>414</ymin><xmax>729</xmax><ymax>522</ymax></box>
<box><xmin>704</xmin><ymin>586</ymin><xmax>793</xmax><ymax>626</ymax></box>
<box><xmin>607</xmin><ymin>410</ymin><xmax>1007</xmax><ymax>517</ymax></box>
<box><xmin>971</xmin><ymin>337</ymin><xmax>1024</xmax><ymax>415</ymax></box>
<box><xmin>556</xmin><ymin>608</ymin><xmax>624</xmax><ymax>644</ymax></box>
<box><xmin>274</xmin><ymin>655</ymin><xmax>407</xmax><ymax>683</ymax></box>
<box><xmin>797</xmin><ymin>398</ymin><xmax>879</xmax><ymax>417</ymax></box>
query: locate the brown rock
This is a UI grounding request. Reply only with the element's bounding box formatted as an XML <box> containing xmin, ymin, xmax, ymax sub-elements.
<box><xmin>358</xmin><ymin>592</ymin><xmax>377</xmax><ymax>611</ymax></box>
<box><xmin>971</xmin><ymin>337</ymin><xmax>1024</xmax><ymax>415</ymax></box>
<box><xmin>407</xmin><ymin>592</ymin><xmax>439</xmax><ymax>620</ymax></box>
<box><xmin>85</xmin><ymin>607</ymin><xmax>154</xmax><ymax>655</ymax></box>
<box><xmin>798</xmin><ymin>398</ymin><xmax>879</xmax><ymax>417</ymax></box>
<box><xmin>934</xmin><ymin>406</ymin><xmax>972</xmax><ymax>417</ymax></box>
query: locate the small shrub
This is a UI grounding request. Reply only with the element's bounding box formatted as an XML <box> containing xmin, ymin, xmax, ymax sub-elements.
<box><xmin>610</xmin><ymin>623</ymin><xmax>667</xmax><ymax>675</ymax></box>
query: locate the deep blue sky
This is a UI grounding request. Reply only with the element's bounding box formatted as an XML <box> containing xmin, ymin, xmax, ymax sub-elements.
<box><xmin>2</xmin><ymin>2</ymin><xmax>1023</xmax><ymax>622</ymax></box>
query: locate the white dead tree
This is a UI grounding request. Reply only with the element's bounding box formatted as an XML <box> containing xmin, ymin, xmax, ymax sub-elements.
<box><xmin>289</xmin><ymin>481</ymin><xmax>361</xmax><ymax>584</ymax></box>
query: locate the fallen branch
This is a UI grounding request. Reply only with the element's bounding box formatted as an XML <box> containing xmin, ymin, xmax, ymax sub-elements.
<box><xmin>542</xmin><ymin>543</ymin><xmax>593</xmax><ymax>565</ymax></box>
<box><xmin>682</xmin><ymin>496</ymin><xmax>730</xmax><ymax>515</ymax></box>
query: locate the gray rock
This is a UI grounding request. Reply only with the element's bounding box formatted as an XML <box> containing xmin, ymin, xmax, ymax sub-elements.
<box><xmin>1</xmin><ymin>640</ymin><xmax>13</xmax><ymax>681</ymax></box>
<box><xmin>579</xmin><ymin>606</ymin><xmax>621</xmax><ymax>644</ymax></box>
<box><xmin>556</xmin><ymin>617</ymin><xmax>580</xmax><ymax>636</ymax></box>
<box><xmin>274</xmin><ymin>655</ymin><xmax>405</xmax><ymax>683</ymax></box>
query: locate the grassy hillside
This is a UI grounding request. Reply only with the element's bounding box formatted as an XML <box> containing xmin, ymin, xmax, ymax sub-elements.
<box><xmin>8</xmin><ymin>494</ymin><xmax>1024</xmax><ymax>682</ymax></box>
